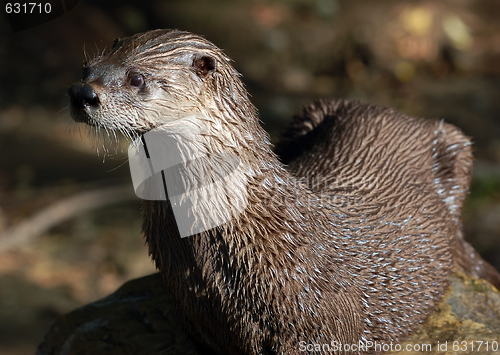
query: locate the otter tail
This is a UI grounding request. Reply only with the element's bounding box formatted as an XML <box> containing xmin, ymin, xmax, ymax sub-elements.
<box><xmin>453</xmin><ymin>232</ymin><xmax>500</xmax><ymax>289</ymax></box>
<box><xmin>432</xmin><ymin>121</ymin><xmax>500</xmax><ymax>289</ymax></box>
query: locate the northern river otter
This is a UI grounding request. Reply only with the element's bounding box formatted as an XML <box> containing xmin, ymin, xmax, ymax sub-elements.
<box><xmin>68</xmin><ymin>29</ymin><xmax>500</xmax><ymax>354</ymax></box>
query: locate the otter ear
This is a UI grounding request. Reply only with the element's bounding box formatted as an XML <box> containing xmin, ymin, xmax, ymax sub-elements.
<box><xmin>192</xmin><ymin>55</ymin><xmax>217</xmax><ymax>77</ymax></box>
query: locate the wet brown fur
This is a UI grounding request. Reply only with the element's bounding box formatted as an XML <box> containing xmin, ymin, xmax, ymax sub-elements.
<box><xmin>70</xmin><ymin>29</ymin><xmax>500</xmax><ymax>355</ymax></box>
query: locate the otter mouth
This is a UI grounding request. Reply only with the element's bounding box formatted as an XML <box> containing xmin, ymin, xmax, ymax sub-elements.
<box><xmin>68</xmin><ymin>81</ymin><xmax>150</xmax><ymax>143</ymax></box>
<box><xmin>69</xmin><ymin>106</ymin><xmax>95</xmax><ymax>125</ymax></box>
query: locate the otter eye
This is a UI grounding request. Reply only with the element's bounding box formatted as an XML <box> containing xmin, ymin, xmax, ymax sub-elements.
<box><xmin>129</xmin><ymin>74</ymin><xmax>145</xmax><ymax>88</ymax></box>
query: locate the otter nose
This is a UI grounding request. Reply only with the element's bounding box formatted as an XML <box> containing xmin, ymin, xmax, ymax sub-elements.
<box><xmin>68</xmin><ymin>83</ymin><xmax>99</xmax><ymax>109</ymax></box>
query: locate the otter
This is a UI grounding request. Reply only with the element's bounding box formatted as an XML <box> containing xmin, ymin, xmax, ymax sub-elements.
<box><xmin>68</xmin><ymin>29</ymin><xmax>500</xmax><ymax>354</ymax></box>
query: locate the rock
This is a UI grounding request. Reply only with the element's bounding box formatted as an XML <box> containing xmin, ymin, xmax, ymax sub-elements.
<box><xmin>37</xmin><ymin>272</ymin><xmax>500</xmax><ymax>355</ymax></box>
<box><xmin>387</xmin><ymin>272</ymin><xmax>500</xmax><ymax>355</ymax></box>
<box><xmin>36</xmin><ymin>273</ymin><xmax>200</xmax><ymax>355</ymax></box>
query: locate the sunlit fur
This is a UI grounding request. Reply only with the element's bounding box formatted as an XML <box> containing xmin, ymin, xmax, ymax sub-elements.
<box><xmin>71</xmin><ymin>29</ymin><xmax>500</xmax><ymax>355</ymax></box>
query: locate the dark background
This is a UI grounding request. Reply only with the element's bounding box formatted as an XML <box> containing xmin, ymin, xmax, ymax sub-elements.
<box><xmin>1</xmin><ymin>0</ymin><xmax>500</xmax><ymax>354</ymax></box>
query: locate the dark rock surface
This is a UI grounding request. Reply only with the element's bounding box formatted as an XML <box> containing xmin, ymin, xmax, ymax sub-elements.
<box><xmin>36</xmin><ymin>274</ymin><xmax>199</xmax><ymax>355</ymax></box>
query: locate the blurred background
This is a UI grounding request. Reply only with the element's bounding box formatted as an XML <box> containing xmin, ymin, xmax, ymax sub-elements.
<box><xmin>1</xmin><ymin>0</ymin><xmax>500</xmax><ymax>353</ymax></box>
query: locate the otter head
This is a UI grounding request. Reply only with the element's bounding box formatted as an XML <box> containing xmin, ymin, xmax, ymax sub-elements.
<box><xmin>68</xmin><ymin>29</ymin><xmax>257</xmax><ymax>144</ymax></box>
<box><xmin>68</xmin><ymin>30</ymin><xmax>276</xmax><ymax>237</ymax></box>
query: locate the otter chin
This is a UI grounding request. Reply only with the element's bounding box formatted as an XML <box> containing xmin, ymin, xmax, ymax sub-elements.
<box><xmin>68</xmin><ymin>29</ymin><xmax>500</xmax><ymax>355</ymax></box>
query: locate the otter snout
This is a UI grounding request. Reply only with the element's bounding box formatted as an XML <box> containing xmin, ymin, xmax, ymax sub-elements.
<box><xmin>68</xmin><ymin>83</ymin><xmax>100</xmax><ymax>122</ymax></box>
